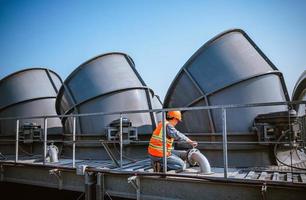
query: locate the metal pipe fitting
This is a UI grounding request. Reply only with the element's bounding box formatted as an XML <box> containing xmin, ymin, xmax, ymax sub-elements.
<box><xmin>188</xmin><ymin>149</ymin><xmax>212</xmax><ymax>174</ymax></box>
<box><xmin>48</xmin><ymin>143</ymin><xmax>59</xmax><ymax>163</ymax></box>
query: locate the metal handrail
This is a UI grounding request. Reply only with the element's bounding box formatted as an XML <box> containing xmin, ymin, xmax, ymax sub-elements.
<box><xmin>1</xmin><ymin>140</ymin><xmax>301</xmax><ymax>145</ymax></box>
<box><xmin>0</xmin><ymin>100</ymin><xmax>305</xmax><ymax>121</ymax></box>
<box><xmin>3</xmin><ymin>100</ymin><xmax>306</xmax><ymax>178</ymax></box>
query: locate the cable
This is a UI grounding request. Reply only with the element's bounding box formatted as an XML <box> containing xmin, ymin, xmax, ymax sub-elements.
<box><xmin>273</xmin><ymin>129</ymin><xmax>306</xmax><ymax>171</ymax></box>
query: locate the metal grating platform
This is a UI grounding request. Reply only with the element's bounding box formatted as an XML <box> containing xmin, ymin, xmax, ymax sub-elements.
<box><xmin>2</xmin><ymin>155</ymin><xmax>306</xmax><ymax>184</ymax></box>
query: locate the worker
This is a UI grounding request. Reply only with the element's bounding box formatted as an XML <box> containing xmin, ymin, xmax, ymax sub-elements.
<box><xmin>148</xmin><ymin>110</ymin><xmax>198</xmax><ymax>171</ymax></box>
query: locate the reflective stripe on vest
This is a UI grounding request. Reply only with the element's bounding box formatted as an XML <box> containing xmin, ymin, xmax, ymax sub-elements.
<box><xmin>148</xmin><ymin>121</ymin><xmax>174</xmax><ymax>157</ymax></box>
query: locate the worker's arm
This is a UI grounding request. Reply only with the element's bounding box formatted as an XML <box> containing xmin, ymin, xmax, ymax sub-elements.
<box><xmin>166</xmin><ymin>124</ymin><xmax>198</xmax><ymax>147</ymax></box>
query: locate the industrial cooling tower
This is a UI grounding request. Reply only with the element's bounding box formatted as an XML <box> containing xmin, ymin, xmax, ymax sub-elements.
<box><xmin>56</xmin><ymin>52</ymin><xmax>162</xmax><ymax>159</ymax></box>
<box><xmin>0</xmin><ymin>68</ymin><xmax>63</xmax><ymax>154</ymax></box>
<box><xmin>56</xmin><ymin>52</ymin><xmax>161</xmax><ymax>135</ymax></box>
<box><xmin>164</xmin><ymin>29</ymin><xmax>289</xmax><ymax>134</ymax></box>
<box><xmin>292</xmin><ymin>71</ymin><xmax>306</xmax><ymax>116</ymax></box>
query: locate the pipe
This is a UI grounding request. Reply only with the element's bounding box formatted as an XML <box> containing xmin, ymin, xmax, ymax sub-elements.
<box><xmin>188</xmin><ymin>149</ymin><xmax>212</xmax><ymax>174</ymax></box>
<box><xmin>48</xmin><ymin>143</ymin><xmax>59</xmax><ymax>163</ymax></box>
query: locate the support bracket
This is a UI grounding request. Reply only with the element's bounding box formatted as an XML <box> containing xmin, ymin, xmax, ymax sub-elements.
<box><xmin>261</xmin><ymin>182</ymin><xmax>267</xmax><ymax>200</ymax></box>
<box><xmin>49</xmin><ymin>169</ymin><xmax>63</xmax><ymax>190</ymax></box>
<box><xmin>100</xmin><ymin>140</ymin><xmax>120</xmax><ymax>167</ymax></box>
<box><xmin>85</xmin><ymin>172</ymin><xmax>96</xmax><ymax>200</ymax></box>
<box><xmin>77</xmin><ymin>164</ymin><xmax>88</xmax><ymax>176</ymax></box>
<box><xmin>96</xmin><ymin>173</ymin><xmax>105</xmax><ymax>200</ymax></box>
<box><xmin>128</xmin><ymin>176</ymin><xmax>140</xmax><ymax>200</ymax></box>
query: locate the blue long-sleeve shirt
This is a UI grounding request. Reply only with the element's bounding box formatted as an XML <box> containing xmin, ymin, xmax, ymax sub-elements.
<box><xmin>166</xmin><ymin>123</ymin><xmax>189</xmax><ymax>142</ymax></box>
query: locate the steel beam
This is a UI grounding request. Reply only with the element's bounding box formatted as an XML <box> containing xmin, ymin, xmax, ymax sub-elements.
<box><xmin>2</xmin><ymin>165</ymin><xmax>84</xmax><ymax>192</ymax></box>
<box><xmin>1</xmin><ymin>164</ymin><xmax>306</xmax><ymax>200</ymax></box>
<box><xmin>97</xmin><ymin>173</ymin><xmax>306</xmax><ymax>200</ymax></box>
<box><xmin>96</xmin><ymin>173</ymin><xmax>105</xmax><ymax>200</ymax></box>
<box><xmin>85</xmin><ymin>172</ymin><xmax>96</xmax><ymax>200</ymax></box>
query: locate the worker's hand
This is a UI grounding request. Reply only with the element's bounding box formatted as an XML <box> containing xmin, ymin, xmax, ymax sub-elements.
<box><xmin>188</xmin><ymin>140</ymin><xmax>198</xmax><ymax>148</ymax></box>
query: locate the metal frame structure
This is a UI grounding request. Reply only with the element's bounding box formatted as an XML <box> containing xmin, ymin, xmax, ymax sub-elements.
<box><xmin>1</xmin><ymin>100</ymin><xmax>306</xmax><ymax>199</ymax></box>
<box><xmin>1</xmin><ymin>100</ymin><xmax>306</xmax><ymax>173</ymax></box>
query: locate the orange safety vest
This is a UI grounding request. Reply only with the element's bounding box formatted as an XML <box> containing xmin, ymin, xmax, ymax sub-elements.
<box><xmin>148</xmin><ymin>121</ymin><xmax>174</xmax><ymax>157</ymax></box>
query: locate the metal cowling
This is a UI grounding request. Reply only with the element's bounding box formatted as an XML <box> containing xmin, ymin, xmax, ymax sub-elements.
<box><xmin>0</xmin><ymin>68</ymin><xmax>63</xmax><ymax>155</ymax></box>
<box><xmin>292</xmin><ymin>70</ymin><xmax>306</xmax><ymax>116</ymax></box>
<box><xmin>164</xmin><ymin>29</ymin><xmax>289</xmax><ymax>134</ymax></box>
<box><xmin>0</xmin><ymin>68</ymin><xmax>63</xmax><ymax>136</ymax></box>
<box><xmin>56</xmin><ymin>52</ymin><xmax>161</xmax><ymax>135</ymax></box>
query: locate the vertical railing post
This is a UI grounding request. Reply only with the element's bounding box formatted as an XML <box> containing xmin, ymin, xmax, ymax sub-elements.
<box><xmin>43</xmin><ymin>118</ymin><xmax>48</xmax><ymax>164</ymax></box>
<box><xmin>222</xmin><ymin>108</ymin><xmax>228</xmax><ymax>178</ymax></box>
<box><xmin>72</xmin><ymin>116</ymin><xmax>76</xmax><ymax>168</ymax></box>
<box><xmin>287</xmin><ymin>104</ymin><xmax>294</xmax><ymax>182</ymax></box>
<box><xmin>120</xmin><ymin>114</ymin><xmax>123</xmax><ymax>168</ymax></box>
<box><xmin>162</xmin><ymin>111</ymin><xmax>167</xmax><ymax>173</ymax></box>
<box><xmin>15</xmin><ymin>120</ymin><xmax>20</xmax><ymax>163</ymax></box>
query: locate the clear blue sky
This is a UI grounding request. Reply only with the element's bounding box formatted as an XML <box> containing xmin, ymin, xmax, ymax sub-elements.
<box><xmin>0</xmin><ymin>0</ymin><xmax>305</xmax><ymax>100</ymax></box>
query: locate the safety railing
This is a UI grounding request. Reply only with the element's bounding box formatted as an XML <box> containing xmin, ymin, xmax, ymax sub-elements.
<box><xmin>0</xmin><ymin>100</ymin><xmax>305</xmax><ymax>179</ymax></box>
